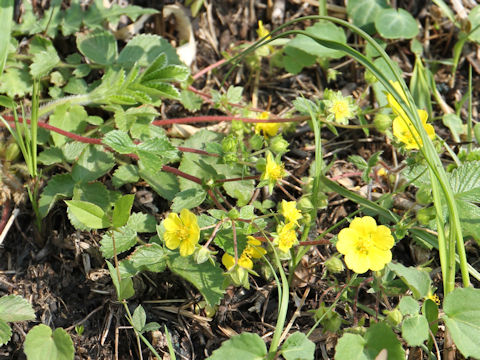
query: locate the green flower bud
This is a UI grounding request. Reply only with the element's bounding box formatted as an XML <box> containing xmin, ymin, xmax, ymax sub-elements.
<box><xmin>4</xmin><ymin>142</ymin><xmax>20</xmax><ymax>162</ymax></box>
<box><xmin>297</xmin><ymin>197</ymin><xmax>314</xmax><ymax>214</ymax></box>
<box><xmin>222</xmin><ymin>135</ymin><xmax>237</xmax><ymax>153</ymax></box>
<box><xmin>194</xmin><ymin>247</ymin><xmax>216</xmax><ymax>264</ymax></box>
<box><xmin>249</xmin><ymin>134</ymin><xmax>264</xmax><ymax>150</ymax></box>
<box><xmin>223</xmin><ymin>152</ymin><xmax>238</xmax><ymax>164</ymax></box>
<box><xmin>324</xmin><ymin>256</ymin><xmax>345</xmax><ymax>274</ymax></box>
<box><xmin>384</xmin><ymin>308</ymin><xmax>403</xmax><ymax>327</ymax></box>
<box><xmin>374</xmin><ymin>113</ymin><xmax>392</xmax><ymax>133</ymax></box>
<box><xmin>269</xmin><ymin>135</ymin><xmax>289</xmax><ymax>154</ymax></box>
<box><xmin>364</xmin><ymin>70</ymin><xmax>377</xmax><ymax>85</ymax></box>
<box><xmin>231</xmin><ymin>120</ymin><xmax>244</xmax><ymax>132</ymax></box>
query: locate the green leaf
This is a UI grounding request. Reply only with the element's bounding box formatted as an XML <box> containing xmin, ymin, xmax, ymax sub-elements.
<box><xmin>112</xmin><ymin>164</ymin><xmax>139</xmax><ymax>188</ymax></box>
<box><xmin>100</xmin><ymin>226</ymin><xmax>137</xmax><ymax>258</ymax></box>
<box><xmin>449</xmin><ymin>161</ymin><xmax>480</xmax><ymax>202</ymax></box>
<box><xmin>374</xmin><ymin>8</ymin><xmax>419</xmax><ymax>39</ymax></box>
<box><xmin>168</xmin><ymin>253</ymin><xmax>225</xmax><ymax>306</ymax></box>
<box><xmin>207</xmin><ymin>333</ymin><xmax>267</xmax><ymax>360</ymax></box>
<box><xmin>281</xmin><ymin>332</ymin><xmax>315</xmax><ymax>360</ymax></box>
<box><xmin>23</xmin><ymin>325</ymin><xmax>74</xmax><ymax>360</ymax></box>
<box><xmin>65</xmin><ymin>200</ymin><xmax>110</xmax><ymax>229</ymax></box>
<box><xmin>127</xmin><ymin>212</ymin><xmax>157</xmax><ymax>233</ymax></box>
<box><xmin>401</xmin><ymin>314</ymin><xmax>429</xmax><ymax>347</ymax></box>
<box><xmin>132</xmin><ymin>305</ymin><xmax>146</xmax><ymax>332</ymax></box>
<box><xmin>180</xmin><ymin>89</ymin><xmax>203</xmax><ymax>112</ymax></box>
<box><xmin>29</xmin><ymin>36</ymin><xmax>60</xmax><ymax>77</ymax></box>
<box><xmin>281</xmin><ymin>46</ymin><xmax>316</xmax><ymax>75</ymax></box>
<box><xmin>387</xmin><ymin>262</ymin><xmax>431</xmax><ymax>300</ymax></box>
<box><xmin>0</xmin><ymin>63</ymin><xmax>32</xmax><ymax>98</ymax></box>
<box><xmin>39</xmin><ymin>173</ymin><xmax>76</xmax><ymax>218</ymax></box>
<box><xmin>49</xmin><ymin>104</ymin><xmax>88</xmax><ymax>147</ymax></box>
<box><xmin>363</xmin><ymin>322</ymin><xmax>405</xmax><ymax>360</ymax></box>
<box><xmin>61</xmin><ymin>0</ymin><xmax>83</xmax><ymax>36</ymax></box>
<box><xmin>171</xmin><ymin>188</ymin><xmax>207</xmax><ymax>212</ymax></box>
<box><xmin>0</xmin><ymin>295</ymin><xmax>35</xmax><ymax>322</ymax></box>
<box><xmin>84</xmin><ymin>1</ymin><xmax>158</xmax><ymax>29</ymax></box>
<box><xmin>106</xmin><ymin>260</ymin><xmax>134</xmax><ymax>301</ymax></box>
<box><xmin>346</xmin><ymin>0</ymin><xmax>388</xmax><ymax>35</ymax></box>
<box><xmin>398</xmin><ymin>296</ymin><xmax>419</xmax><ymax>316</ymax></box>
<box><xmin>0</xmin><ymin>319</ymin><xmax>11</xmax><ymax>346</ymax></box>
<box><xmin>142</xmin><ymin>65</ymin><xmax>189</xmax><ymax>82</ymax></box>
<box><xmin>112</xmin><ymin>194</ymin><xmax>134</xmax><ymax>228</ymax></box>
<box><xmin>286</xmin><ymin>21</ymin><xmax>346</xmax><ymax>60</ymax></box>
<box><xmin>468</xmin><ymin>5</ymin><xmax>480</xmax><ymax>43</ymax></box>
<box><xmin>334</xmin><ymin>333</ymin><xmax>368</xmax><ymax>360</ymax></box>
<box><xmin>128</xmin><ymin>243</ymin><xmax>168</xmax><ymax>273</ymax></box>
<box><xmin>141</xmin><ymin>81</ymin><xmax>181</xmax><ymax>99</ymax></box>
<box><xmin>77</xmin><ymin>29</ymin><xmax>117</xmax><ymax>65</ymax></box>
<box><xmin>72</xmin><ymin>182</ymin><xmax>115</xmax><ymax>212</ymax></box>
<box><xmin>0</xmin><ymin>0</ymin><xmax>14</xmax><ymax>76</ymax></box>
<box><xmin>139</xmin><ymin>168</ymin><xmax>179</xmax><ymax>201</ymax></box>
<box><xmin>103</xmin><ymin>130</ymin><xmax>136</xmax><ymax>154</ymax></box>
<box><xmin>422</xmin><ymin>298</ymin><xmax>439</xmax><ymax>338</ymax></box>
<box><xmin>38</xmin><ymin>147</ymin><xmax>65</xmax><ymax>165</ymax></box>
<box><xmin>443</xmin><ymin>287</ymin><xmax>480</xmax><ymax>359</ymax></box>
<box><xmin>442</xmin><ymin>113</ymin><xmax>464</xmax><ymax>143</ymax></box>
<box><xmin>72</xmin><ymin>145</ymin><xmax>115</xmax><ymax>183</ymax></box>
<box><xmin>116</xmin><ymin>34</ymin><xmax>180</xmax><ymax>68</ymax></box>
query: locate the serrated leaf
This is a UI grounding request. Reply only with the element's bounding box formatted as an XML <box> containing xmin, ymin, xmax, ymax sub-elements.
<box><xmin>49</xmin><ymin>104</ymin><xmax>88</xmax><ymax>147</ymax></box>
<box><xmin>0</xmin><ymin>295</ymin><xmax>35</xmax><ymax>322</ymax></box>
<box><xmin>84</xmin><ymin>1</ymin><xmax>158</xmax><ymax>29</ymax></box>
<box><xmin>77</xmin><ymin>29</ymin><xmax>117</xmax><ymax>65</ymax></box>
<box><xmin>142</xmin><ymin>65</ymin><xmax>190</xmax><ymax>82</ymax></box>
<box><xmin>23</xmin><ymin>325</ymin><xmax>74</xmax><ymax>360</ymax></box>
<box><xmin>116</xmin><ymin>34</ymin><xmax>180</xmax><ymax>67</ymax></box>
<box><xmin>112</xmin><ymin>164</ymin><xmax>140</xmax><ymax>188</ymax></box>
<box><xmin>401</xmin><ymin>314</ymin><xmax>429</xmax><ymax>347</ymax></box>
<box><xmin>139</xmin><ymin>168</ymin><xmax>179</xmax><ymax>201</ymax></box>
<box><xmin>127</xmin><ymin>212</ymin><xmax>157</xmax><ymax>233</ymax></box>
<box><xmin>142</xmin><ymin>53</ymin><xmax>167</xmax><ymax>77</ymax></box>
<box><xmin>443</xmin><ymin>287</ymin><xmax>480</xmax><ymax>359</ymax></box>
<box><xmin>100</xmin><ymin>226</ymin><xmax>137</xmax><ymax>258</ymax></box>
<box><xmin>61</xmin><ymin>0</ymin><xmax>82</xmax><ymax>36</ymax></box>
<box><xmin>103</xmin><ymin>130</ymin><xmax>136</xmax><ymax>154</ymax></box>
<box><xmin>207</xmin><ymin>333</ymin><xmax>267</xmax><ymax>360</ymax></box>
<box><xmin>171</xmin><ymin>188</ymin><xmax>206</xmax><ymax>212</ymax></box>
<box><xmin>72</xmin><ymin>145</ymin><xmax>115</xmax><ymax>183</ymax></box>
<box><xmin>142</xmin><ymin>81</ymin><xmax>180</xmax><ymax>99</ymax></box>
<box><xmin>39</xmin><ymin>173</ymin><xmax>76</xmax><ymax>218</ymax></box>
<box><xmin>168</xmin><ymin>253</ymin><xmax>225</xmax><ymax>306</ymax></box>
<box><xmin>375</xmin><ymin>8</ymin><xmax>419</xmax><ymax>39</ymax></box>
<box><xmin>29</xmin><ymin>36</ymin><xmax>60</xmax><ymax>77</ymax></box>
<box><xmin>112</xmin><ymin>194</ymin><xmax>134</xmax><ymax>228</ymax></box>
<box><xmin>281</xmin><ymin>332</ymin><xmax>315</xmax><ymax>360</ymax></box>
<box><xmin>0</xmin><ymin>319</ymin><xmax>11</xmax><ymax>346</ymax></box>
<box><xmin>132</xmin><ymin>306</ymin><xmax>146</xmax><ymax>332</ymax></box>
<box><xmin>129</xmin><ymin>243</ymin><xmax>167</xmax><ymax>273</ymax></box>
<box><xmin>0</xmin><ymin>63</ymin><xmax>32</xmax><ymax>98</ymax></box>
<box><xmin>387</xmin><ymin>263</ymin><xmax>431</xmax><ymax>300</ymax></box>
<box><xmin>106</xmin><ymin>260</ymin><xmax>134</xmax><ymax>301</ymax></box>
<box><xmin>180</xmin><ymin>89</ymin><xmax>203</xmax><ymax>112</ymax></box>
<box><xmin>65</xmin><ymin>200</ymin><xmax>110</xmax><ymax>229</ymax></box>
<box><xmin>62</xmin><ymin>142</ymin><xmax>88</xmax><ymax>162</ymax></box>
<box><xmin>38</xmin><ymin>147</ymin><xmax>65</xmax><ymax>165</ymax></box>
<box><xmin>72</xmin><ymin>182</ymin><xmax>115</xmax><ymax>212</ymax></box>
<box><xmin>346</xmin><ymin>0</ymin><xmax>388</xmax><ymax>35</ymax></box>
<box><xmin>335</xmin><ymin>333</ymin><xmax>368</xmax><ymax>360</ymax></box>
<box><xmin>449</xmin><ymin>161</ymin><xmax>480</xmax><ymax>202</ymax></box>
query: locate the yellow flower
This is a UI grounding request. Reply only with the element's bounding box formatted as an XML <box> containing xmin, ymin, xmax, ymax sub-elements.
<box><xmin>280</xmin><ymin>200</ymin><xmax>302</xmax><ymax>226</ymax></box>
<box><xmin>386</xmin><ymin>81</ymin><xmax>436</xmax><ymax>149</ymax></box>
<box><xmin>261</xmin><ymin>152</ymin><xmax>286</xmax><ymax>191</ymax></box>
<box><xmin>325</xmin><ymin>91</ymin><xmax>357</xmax><ymax>125</ymax></box>
<box><xmin>427</xmin><ymin>292</ymin><xmax>441</xmax><ymax>305</ymax></box>
<box><xmin>222</xmin><ymin>237</ymin><xmax>266</xmax><ymax>271</ymax></box>
<box><xmin>256</xmin><ymin>20</ymin><xmax>271</xmax><ymax>39</ymax></box>
<box><xmin>164</xmin><ymin>209</ymin><xmax>200</xmax><ymax>257</ymax></box>
<box><xmin>222</xmin><ymin>252</ymin><xmax>253</xmax><ymax>270</ymax></box>
<box><xmin>336</xmin><ymin>216</ymin><xmax>394</xmax><ymax>274</ymax></box>
<box><xmin>244</xmin><ymin>236</ymin><xmax>267</xmax><ymax>258</ymax></box>
<box><xmin>277</xmin><ymin>222</ymin><xmax>298</xmax><ymax>253</ymax></box>
<box><xmin>255</xmin><ymin>111</ymin><xmax>281</xmax><ymax>138</ymax></box>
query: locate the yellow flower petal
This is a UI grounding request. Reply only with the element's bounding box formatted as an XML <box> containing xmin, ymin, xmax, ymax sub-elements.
<box><xmin>222</xmin><ymin>253</ymin><xmax>235</xmax><ymax>270</ymax></box>
<box><xmin>281</xmin><ymin>200</ymin><xmax>302</xmax><ymax>226</ymax></box>
<box><xmin>163</xmin><ymin>209</ymin><xmax>200</xmax><ymax>256</ymax></box>
<box><xmin>350</xmin><ymin>216</ymin><xmax>377</xmax><ymax>237</ymax></box>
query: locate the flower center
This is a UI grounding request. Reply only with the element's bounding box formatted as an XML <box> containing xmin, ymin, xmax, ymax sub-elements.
<box><xmin>176</xmin><ymin>226</ymin><xmax>189</xmax><ymax>242</ymax></box>
<box><xmin>355</xmin><ymin>234</ymin><xmax>373</xmax><ymax>255</ymax></box>
<box><xmin>332</xmin><ymin>101</ymin><xmax>348</xmax><ymax>118</ymax></box>
<box><xmin>270</xmin><ymin>164</ymin><xmax>284</xmax><ymax>180</ymax></box>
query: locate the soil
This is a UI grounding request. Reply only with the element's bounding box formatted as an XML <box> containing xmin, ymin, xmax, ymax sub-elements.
<box><xmin>1</xmin><ymin>0</ymin><xmax>479</xmax><ymax>359</ymax></box>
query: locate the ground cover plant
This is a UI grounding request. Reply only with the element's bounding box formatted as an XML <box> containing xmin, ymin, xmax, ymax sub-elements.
<box><xmin>1</xmin><ymin>0</ymin><xmax>480</xmax><ymax>359</ymax></box>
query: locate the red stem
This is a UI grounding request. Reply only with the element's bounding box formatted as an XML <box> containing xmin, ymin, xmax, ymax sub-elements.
<box><xmin>192</xmin><ymin>59</ymin><xmax>227</xmax><ymax>80</ymax></box>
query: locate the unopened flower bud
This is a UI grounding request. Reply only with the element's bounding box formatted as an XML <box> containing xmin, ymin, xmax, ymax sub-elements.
<box><xmin>325</xmin><ymin>256</ymin><xmax>345</xmax><ymax>274</ymax></box>
<box><xmin>4</xmin><ymin>142</ymin><xmax>20</xmax><ymax>162</ymax></box>
<box><xmin>222</xmin><ymin>136</ymin><xmax>237</xmax><ymax>153</ymax></box>
<box><xmin>270</xmin><ymin>135</ymin><xmax>289</xmax><ymax>154</ymax></box>
<box><xmin>374</xmin><ymin>113</ymin><xmax>392</xmax><ymax>133</ymax></box>
<box><xmin>384</xmin><ymin>308</ymin><xmax>403</xmax><ymax>327</ymax></box>
<box><xmin>297</xmin><ymin>197</ymin><xmax>314</xmax><ymax>214</ymax></box>
<box><xmin>249</xmin><ymin>134</ymin><xmax>264</xmax><ymax>150</ymax></box>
